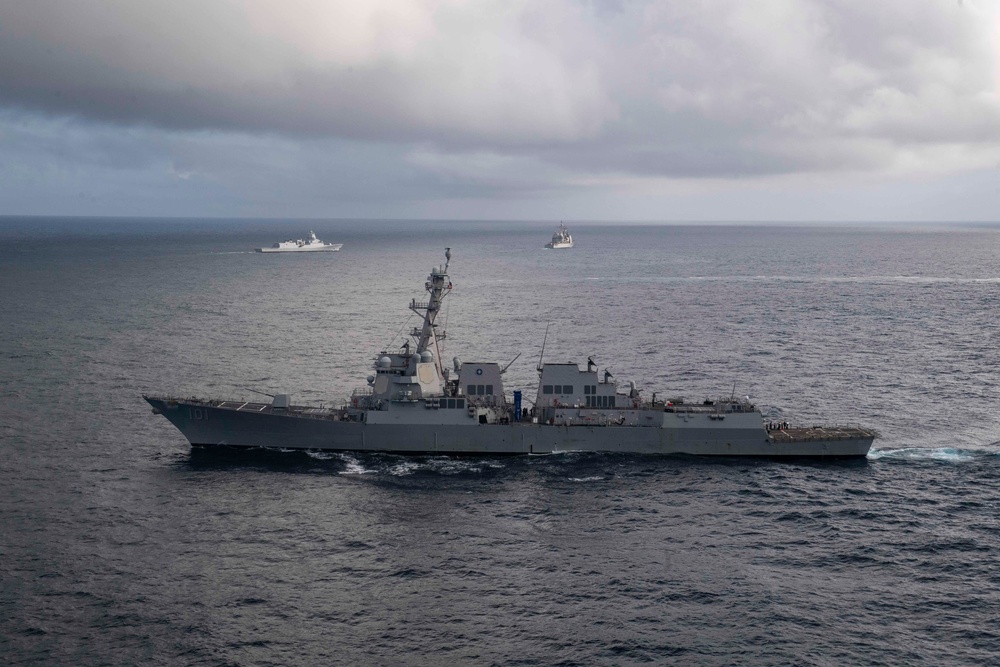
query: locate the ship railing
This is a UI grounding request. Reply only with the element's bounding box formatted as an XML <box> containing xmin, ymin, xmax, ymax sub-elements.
<box><xmin>185</xmin><ymin>397</ymin><xmax>261</xmax><ymax>409</ymax></box>
<box><xmin>663</xmin><ymin>404</ymin><xmax>703</xmax><ymax>414</ymax></box>
<box><xmin>465</xmin><ymin>395</ymin><xmax>506</xmax><ymax>408</ymax></box>
<box><xmin>827</xmin><ymin>424</ymin><xmax>881</xmax><ymax>437</ymax></box>
<box><xmin>769</xmin><ymin>424</ymin><xmax>880</xmax><ymax>442</ymax></box>
<box><xmin>792</xmin><ymin>423</ymin><xmax>879</xmax><ymax>434</ymax></box>
<box><xmin>659</xmin><ymin>400</ymin><xmax>755</xmax><ymax>414</ymax></box>
<box><xmin>173</xmin><ymin>395</ymin><xmax>351</xmax><ymax>420</ymax></box>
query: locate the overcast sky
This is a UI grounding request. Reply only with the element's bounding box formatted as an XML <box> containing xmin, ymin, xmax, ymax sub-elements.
<box><xmin>1</xmin><ymin>0</ymin><xmax>998</xmax><ymax>221</ymax></box>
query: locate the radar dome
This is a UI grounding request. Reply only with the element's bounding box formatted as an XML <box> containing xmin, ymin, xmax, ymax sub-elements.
<box><xmin>378</xmin><ymin>356</ymin><xmax>391</xmax><ymax>368</ymax></box>
<box><xmin>420</xmin><ymin>350</ymin><xmax>434</xmax><ymax>363</ymax></box>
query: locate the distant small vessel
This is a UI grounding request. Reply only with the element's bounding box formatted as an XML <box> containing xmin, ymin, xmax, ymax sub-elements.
<box><xmin>257</xmin><ymin>231</ymin><xmax>343</xmax><ymax>253</ymax></box>
<box><xmin>545</xmin><ymin>223</ymin><xmax>573</xmax><ymax>249</ymax></box>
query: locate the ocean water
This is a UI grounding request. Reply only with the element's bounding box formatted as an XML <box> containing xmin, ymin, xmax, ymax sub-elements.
<box><xmin>1</xmin><ymin>218</ymin><xmax>999</xmax><ymax>665</ymax></box>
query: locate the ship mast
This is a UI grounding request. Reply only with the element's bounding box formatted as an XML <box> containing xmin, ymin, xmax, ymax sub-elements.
<box><xmin>409</xmin><ymin>247</ymin><xmax>451</xmax><ymax>374</ymax></box>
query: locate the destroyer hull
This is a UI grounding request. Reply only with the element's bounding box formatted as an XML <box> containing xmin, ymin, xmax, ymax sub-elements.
<box><xmin>145</xmin><ymin>397</ymin><xmax>873</xmax><ymax>458</ymax></box>
<box><xmin>257</xmin><ymin>245</ymin><xmax>342</xmax><ymax>253</ymax></box>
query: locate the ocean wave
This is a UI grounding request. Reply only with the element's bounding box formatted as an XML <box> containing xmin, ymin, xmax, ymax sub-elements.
<box><xmin>305</xmin><ymin>450</ymin><xmax>337</xmax><ymax>460</ymax></box>
<box><xmin>868</xmin><ymin>447</ymin><xmax>980</xmax><ymax>462</ymax></box>
<box><xmin>336</xmin><ymin>454</ymin><xmax>377</xmax><ymax>475</ymax></box>
<box><xmin>388</xmin><ymin>460</ymin><xmax>422</xmax><ymax>476</ymax></box>
<box><xmin>332</xmin><ymin>455</ymin><xmax>509</xmax><ymax>477</ymax></box>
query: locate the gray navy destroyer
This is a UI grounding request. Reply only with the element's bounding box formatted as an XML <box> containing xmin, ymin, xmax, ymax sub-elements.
<box><xmin>144</xmin><ymin>249</ymin><xmax>876</xmax><ymax>457</ymax></box>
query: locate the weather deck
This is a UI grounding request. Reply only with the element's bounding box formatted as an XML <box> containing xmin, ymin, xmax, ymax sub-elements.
<box><xmin>769</xmin><ymin>426</ymin><xmax>876</xmax><ymax>443</ymax></box>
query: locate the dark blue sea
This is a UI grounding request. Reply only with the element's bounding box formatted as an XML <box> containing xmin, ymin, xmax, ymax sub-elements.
<box><xmin>2</xmin><ymin>218</ymin><xmax>999</xmax><ymax>665</ymax></box>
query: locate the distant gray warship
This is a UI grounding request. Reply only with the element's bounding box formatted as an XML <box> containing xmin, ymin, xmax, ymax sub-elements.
<box><xmin>145</xmin><ymin>249</ymin><xmax>876</xmax><ymax>457</ymax></box>
<box><xmin>256</xmin><ymin>230</ymin><xmax>342</xmax><ymax>253</ymax></box>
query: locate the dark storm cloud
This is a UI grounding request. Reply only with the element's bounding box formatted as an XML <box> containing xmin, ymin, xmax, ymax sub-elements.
<box><xmin>1</xmin><ymin>0</ymin><xmax>998</xmax><ymax>218</ymax></box>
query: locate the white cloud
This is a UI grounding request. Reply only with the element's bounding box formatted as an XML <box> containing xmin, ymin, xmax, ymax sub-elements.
<box><xmin>0</xmin><ymin>0</ymin><xmax>615</xmax><ymax>144</ymax></box>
